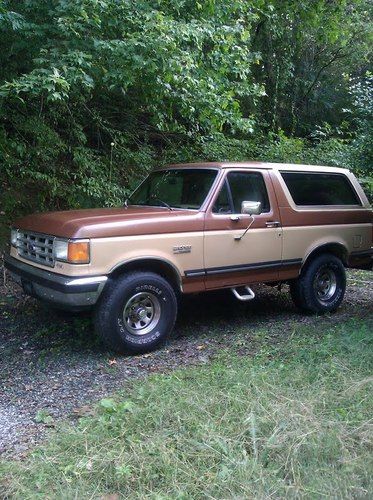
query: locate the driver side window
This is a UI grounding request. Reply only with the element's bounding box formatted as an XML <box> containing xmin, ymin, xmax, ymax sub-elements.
<box><xmin>213</xmin><ymin>171</ymin><xmax>270</xmax><ymax>214</ymax></box>
<box><xmin>212</xmin><ymin>180</ymin><xmax>232</xmax><ymax>213</ymax></box>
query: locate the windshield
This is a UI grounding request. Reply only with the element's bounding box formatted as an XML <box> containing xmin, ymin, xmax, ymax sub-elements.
<box><xmin>128</xmin><ymin>168</ymin><xmax>218</xmax><ymax>210</ymax></box>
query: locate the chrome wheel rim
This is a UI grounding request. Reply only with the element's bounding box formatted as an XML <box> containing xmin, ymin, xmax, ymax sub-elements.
<box><xmin>123</xmin><ymin>292</ymin><xmax>161</xmax><ymax>335</ymax></box>
<box><xmin>313</xmin><ymin>267</ymin><xmax>337</xmax><ymax>303</ymax></box>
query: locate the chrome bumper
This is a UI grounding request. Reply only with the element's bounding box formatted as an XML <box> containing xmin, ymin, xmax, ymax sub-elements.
<box><xmin>4</xmin><ymin>255</ymin><xmax>107</xmax><ymax>309</ymax></box>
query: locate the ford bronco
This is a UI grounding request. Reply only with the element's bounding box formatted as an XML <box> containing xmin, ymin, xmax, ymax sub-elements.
<box><xmin>5</xmin><ymin>162</ymin><xmax>373</xmax><ymax>354</ymax></box>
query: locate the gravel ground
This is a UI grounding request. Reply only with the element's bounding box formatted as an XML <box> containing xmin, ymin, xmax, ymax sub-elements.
<box><xmin>0</xmin><ymin>260</ymin><xmax>372</xmax><ymax>459</ymax></box>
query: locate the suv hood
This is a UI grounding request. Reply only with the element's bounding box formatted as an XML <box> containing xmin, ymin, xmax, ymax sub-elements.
<box><xmin>14</xmin><ymin>206</ymin><xmax>204</xmax><ymax>239</ymax></box>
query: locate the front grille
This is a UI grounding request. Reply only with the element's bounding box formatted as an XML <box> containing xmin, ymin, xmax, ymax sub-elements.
<box><xmin>17</xmin><ymin>231</ymin><xmax>55</xmax><ymax>268</ymax></box>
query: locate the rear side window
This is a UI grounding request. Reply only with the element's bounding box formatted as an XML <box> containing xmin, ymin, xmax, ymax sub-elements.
<box><xmin>281</xmin><ymin>172</ymin><xmax>361</xmax><ymax>206</ymax></box>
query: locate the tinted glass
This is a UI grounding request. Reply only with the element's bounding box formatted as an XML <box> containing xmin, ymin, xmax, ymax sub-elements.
<box><xmin>281</xmin><ymin>172</ymin><xmax>361</xmax><ymax>206</ymax></box>
<box><xmin>228</xmin><ymin>172</ymin><xmax>270</xmax><ymax>213</ymax></box>
<box><xmin>129</xmin><ymin>169</ymin><xmax>217</xmax><ymax>210</ymax></box>
<box><xmin>212</xmin><ymin>181</ymin><xmax>232</xmax><ymax>213</ymax></box>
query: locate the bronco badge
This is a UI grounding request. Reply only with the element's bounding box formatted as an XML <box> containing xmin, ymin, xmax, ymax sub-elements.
<box><xmin>173</xmin><ymin>245</ymin><xmax>192</xmax><ymax>254</ymax></box>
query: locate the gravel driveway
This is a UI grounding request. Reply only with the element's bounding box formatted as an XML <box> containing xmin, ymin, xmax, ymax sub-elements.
<box><xmin>1</xmin><ymin>264</ymin><xmax>372</xmax><ymax>458</ymax></box>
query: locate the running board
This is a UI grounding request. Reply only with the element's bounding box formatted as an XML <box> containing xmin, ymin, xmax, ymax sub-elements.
<box><xmin>231</xmin><ymin>286</ymin><xmax>255</xmax><ymax>301</ymax></box>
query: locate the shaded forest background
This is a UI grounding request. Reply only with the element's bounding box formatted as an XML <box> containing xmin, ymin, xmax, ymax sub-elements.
<box><xmin>0</xmin><ymin>0</ymin><xmax>372</xmax><ymax>219</ymax></box>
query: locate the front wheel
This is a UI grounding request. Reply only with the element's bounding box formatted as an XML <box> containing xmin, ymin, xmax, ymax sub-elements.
<box><xmin>290</xmin><ymin>254</ymin><xmax>346</xmax><ymax>313</ymax></box>
<box><xmin>94</xmin><ymin>271</ymin><xmax>178</xmax><ymax>354</ymax></box>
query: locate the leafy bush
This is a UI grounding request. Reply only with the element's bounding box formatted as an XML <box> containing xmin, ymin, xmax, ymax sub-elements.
<box><xmin>0</xmin><ymin>2</ymin><xmax>371</xmax><ymax>218</ymax></box>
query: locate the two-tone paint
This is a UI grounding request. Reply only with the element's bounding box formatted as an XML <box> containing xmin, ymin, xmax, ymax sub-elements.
<box><xmin>6</xmin><ymin>162</ymin><xmax>373</xmax><ymax>303</ymax></box>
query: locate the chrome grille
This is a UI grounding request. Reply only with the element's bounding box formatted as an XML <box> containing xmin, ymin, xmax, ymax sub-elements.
<box><xmin>17</xmin><ymin>231</ymin><xmax>55</xmax><ymax>267</ymax></box>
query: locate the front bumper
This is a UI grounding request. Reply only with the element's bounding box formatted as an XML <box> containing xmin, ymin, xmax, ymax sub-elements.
<box><xmin>4</xmin><ymin>255</ymin><xmax>108</xmax><ymax>309</ymax></box>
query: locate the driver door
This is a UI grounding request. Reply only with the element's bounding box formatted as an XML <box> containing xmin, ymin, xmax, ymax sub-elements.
<box><xmin>204</xmin><ymin>169</ymin><xmax>283</xmax><ymax>289</ymax></box>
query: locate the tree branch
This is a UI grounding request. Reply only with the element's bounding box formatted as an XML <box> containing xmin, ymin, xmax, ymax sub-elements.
<box><xmin>301</xmin><ymin>46</ymin><xmax>346</xmax><ymax>102</ymax></box>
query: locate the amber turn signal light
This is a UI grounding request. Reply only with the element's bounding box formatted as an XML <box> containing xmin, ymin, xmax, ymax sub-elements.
<box><xmin>67</xmin><ymin>241</ymin><xmax>90</xmax><ymax>264</ymax></box>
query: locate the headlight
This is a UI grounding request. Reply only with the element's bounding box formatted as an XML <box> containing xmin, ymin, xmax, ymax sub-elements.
<box><xmin>54</xmin><ymin>240</ymin><xmax>69</xmax><ymax>261</ymax></box>
<box><xmin>10</xmin><ymin>228</ymin><xmax>19</xmax><ymax>247</ymax></box>
<box><xmin>54</xmin><ymin>239</ymin><xmax>90</xmax><ymax>264</ymax></box>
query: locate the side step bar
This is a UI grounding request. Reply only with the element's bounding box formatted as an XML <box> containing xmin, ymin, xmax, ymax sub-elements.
<box><xmin>231</xmin><ymin>286</ymin><xmax>255</xmax><ymax>302</ymax></box>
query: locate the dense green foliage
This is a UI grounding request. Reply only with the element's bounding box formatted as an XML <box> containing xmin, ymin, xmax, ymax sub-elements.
<box><xmin>0</xmin><ymin>0</ymin><xmax>372</xmax><ymax>217</ymax></box>
<box><xmin>1</xmin><ymin>318</ymin><xmax>372</xmax><ymax>498</ymax></box>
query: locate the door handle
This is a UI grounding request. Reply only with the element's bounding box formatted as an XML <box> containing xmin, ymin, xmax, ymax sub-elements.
<box><xmin>230</xmin><ymin>215</ymin><xmax>240</xmax><ymax>222</ymax></box>
<box><xmin>265</xmin><ymin>221</ymin><xmax>281</xmax><ymax>228</ymax></box>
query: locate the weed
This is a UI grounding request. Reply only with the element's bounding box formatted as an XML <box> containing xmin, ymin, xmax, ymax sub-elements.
<box><xmin>34</xmin><ymin>410</ymin><xmax>54</xmax><ymax>426</ymax></box>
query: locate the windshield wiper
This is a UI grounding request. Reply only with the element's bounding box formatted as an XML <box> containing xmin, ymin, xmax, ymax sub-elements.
<box><xmin>148</xmin><ymin>196</ymin><xmax>174</xmax><ymax>211</ymax></box>
<box><xmin>124</xmin><ymin>196</ymin><xmax>174</xmax><ymax>210</ymax></box>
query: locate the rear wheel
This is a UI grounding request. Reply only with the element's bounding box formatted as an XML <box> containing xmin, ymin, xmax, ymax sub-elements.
<box><xmin>290</xmin><ymin>253</ymin><xmax>346</xmax><ymax>313</ymax></box>
<box><xmin>94</xmin><ymin>271</ymin><xmax>177</xmax><ymax>354</ymax></box>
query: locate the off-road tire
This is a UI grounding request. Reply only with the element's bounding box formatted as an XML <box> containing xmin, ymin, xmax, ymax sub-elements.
<box><xmin>290</xmin><ymin>253</ymin><xmax>346</xmax><ymax>313</ymax></box>
<box><xmin>94</xmin><ymin>271</ymin><xmax>177</xmax><ymax>354</ymax></box>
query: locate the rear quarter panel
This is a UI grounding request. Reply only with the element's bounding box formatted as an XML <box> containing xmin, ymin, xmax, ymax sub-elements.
<box><xmin>270</xmin><ymin>169</ymin><xmax>372</xmax><ymax>277</ymax></box>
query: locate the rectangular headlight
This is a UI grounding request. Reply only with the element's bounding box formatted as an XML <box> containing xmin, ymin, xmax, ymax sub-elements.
<box><xmin>54</xmin><ymin>239</ymin><xmax>68</xmax><ymax>261</ymax></box>
<box><xmin>10</xmin><ymin>228</ymin><xmax>19</xmax><ymax>247</ymax></box>
<box><xmin>54</xmin><ymin>239</ymin><xmax>90</xmax><ymax>264</ymax></box>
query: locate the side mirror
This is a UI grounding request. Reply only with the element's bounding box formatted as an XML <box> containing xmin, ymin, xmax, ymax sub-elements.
<box><xmin>241</xmin><ymin>201</ymin><xmax>262</xmax><ymax>215</ymax></box>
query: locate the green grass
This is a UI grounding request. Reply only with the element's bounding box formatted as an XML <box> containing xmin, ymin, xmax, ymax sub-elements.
<box><xmin>1</xmin><ymin>318</ymin><xmax>372</xmax><ymax>499</ymax></box>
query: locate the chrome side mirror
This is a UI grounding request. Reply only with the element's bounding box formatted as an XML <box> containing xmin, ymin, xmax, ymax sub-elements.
<box><xmin>241</xmin><ymin>201</ymin><xmax>262</xmax><ymax>215</ymax></box>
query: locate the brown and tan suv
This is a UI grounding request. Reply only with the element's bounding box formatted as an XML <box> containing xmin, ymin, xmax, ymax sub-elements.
<box><xmin>5</xmin><ymin>162</ymin><xmax>373</xmax><ymax>353</ymax></box>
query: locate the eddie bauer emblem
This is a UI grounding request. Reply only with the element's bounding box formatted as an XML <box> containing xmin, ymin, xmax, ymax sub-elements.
<box><xmin>173</xmin><ymin>245</ymin><xmax>192</xmax><ymax>254</ymax></box>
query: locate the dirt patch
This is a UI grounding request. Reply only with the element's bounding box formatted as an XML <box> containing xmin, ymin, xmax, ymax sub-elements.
<box><xmin>0</xmin><ymin>264</ymin><xmax>372</xmax><ymax>458</ymax></box>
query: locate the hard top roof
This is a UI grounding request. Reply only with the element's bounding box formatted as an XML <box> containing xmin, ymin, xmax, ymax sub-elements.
<box><xmin>162</xmin><ymin>161</ymin><xmax>349</xmax><ymax>173</ymax></box>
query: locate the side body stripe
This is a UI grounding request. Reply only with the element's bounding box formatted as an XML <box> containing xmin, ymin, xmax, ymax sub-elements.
<box><xmin>185</xmin><ymin>258</ymin><xmax>302</xmax><ymax>278</ymax></box>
